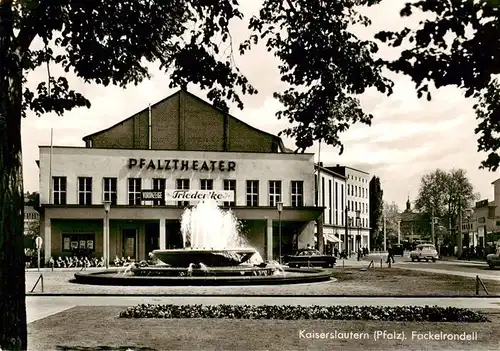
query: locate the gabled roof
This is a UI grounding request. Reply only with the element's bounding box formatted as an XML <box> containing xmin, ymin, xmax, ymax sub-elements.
<box><xmin>82</xmin><ymin>89</ymin><xmax>287</xmax><ymax>152</ymax></box>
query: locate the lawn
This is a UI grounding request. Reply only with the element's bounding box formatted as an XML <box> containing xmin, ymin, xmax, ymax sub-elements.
<box><xmin>25</xmin><ymin>268</ymin><xmax>500</xmax><ymax>296</ymax></box>
<box><xmin>27</xmin><ymin>306</ymin><xmax>500</xmax><ymax>351</ymax></box>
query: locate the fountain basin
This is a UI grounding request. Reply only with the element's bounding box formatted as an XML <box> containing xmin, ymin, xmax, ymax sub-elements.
<box><xmin>152</xmin><ymin>248</ymin><xmax>257</xmax><ymax>267</ymax></box>
<box><xmin>73</xmin><ymin>267</ymin><xmax>334</xmax><ymax>286</ymax></box>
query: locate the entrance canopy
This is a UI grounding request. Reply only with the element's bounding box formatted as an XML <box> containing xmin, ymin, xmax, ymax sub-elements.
<box><xmin>315</xmin><ymin>234</ymin><xmax>342</xmax><ymax>243</ymax></box>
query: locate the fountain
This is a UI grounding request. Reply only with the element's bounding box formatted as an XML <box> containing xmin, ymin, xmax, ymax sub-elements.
<box><xmin>74</xmin><ymin>200</ymin><xmax>333</xmax><ymax>285</ymax></box>
<box><xmin>152</xmin><ymin>200</ymin><xmax>260</xmax><ymax>267</ymax></box>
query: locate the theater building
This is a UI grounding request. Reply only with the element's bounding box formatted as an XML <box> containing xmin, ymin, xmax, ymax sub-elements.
<box><xmin>38</xmin><ymin>90</ymin><xmax>323</xmax><ymax>264</ymax></box>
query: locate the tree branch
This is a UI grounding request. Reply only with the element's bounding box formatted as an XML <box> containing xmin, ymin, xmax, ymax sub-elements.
<box><xmin>15</xmin><ymin>0</ymin><xmax>53</xmax><ymax>57</ymax></box>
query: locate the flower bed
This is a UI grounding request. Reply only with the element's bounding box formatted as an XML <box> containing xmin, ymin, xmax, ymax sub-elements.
<box><xmin>119</xmin><ymin>304</ymin><xmax>489</xmax><ymax>323</ymax></box>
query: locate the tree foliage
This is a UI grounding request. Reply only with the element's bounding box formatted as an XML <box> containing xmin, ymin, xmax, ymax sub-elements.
<box><xmin>369</xmin><ymin>176</ymin><xmax>383</xmax><ymax>247</ymax></box>
<box><xmin>241</xmin><ymin>0</ymin><xmax>393</xmax><ymax>152</ymax></box>
<box><xmin>415</xmin><ymin>168</ymin><xmax>477</xmax><ymax>238</ymax></box>
<box><xmin>24</xmin><ymin>191</ymin><xmax>40</xmax><ymax>211</ymax></box>
<box><xmin>375</xmin><ymin>0</ymin><xmax>500</xmax><ymax>170</ymax></box>
<box><xmin>383</xmin><ymin>201</ymin><xmax>401</xmax><ymax>241</ymax></box>
<box><xmin>1</xmin><ymin>1</ymin><xmax>255</xmax><ymax>350</ymax></box>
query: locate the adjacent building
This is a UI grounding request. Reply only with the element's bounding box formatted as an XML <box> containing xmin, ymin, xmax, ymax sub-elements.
<box><xmin>314</xmin><ymin>165</ymin><xmax>346</xmax><ymax>252</ymax></box>
<box><xmin>472</xmin><ymin>177</ymin><xmax>500</xmax><ymax>247</ymax></box>
<box><xmin>316</xmin><ymin>165</ymin><xmax>371</xmax><ymax>252</ymax></box>
<box><xmin>37</xmin><ymin>90</ymin><xmax>323</xmax><ymax>263</ymax></box>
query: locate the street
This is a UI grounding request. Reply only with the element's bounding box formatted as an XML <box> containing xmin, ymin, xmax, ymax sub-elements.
<box><xmin>363</xmin><ymin>252</ymin><xmax>500</xmax><ymax>281</ymax></box>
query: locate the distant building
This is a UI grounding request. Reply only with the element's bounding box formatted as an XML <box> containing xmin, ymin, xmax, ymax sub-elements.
<box><xmin>399</xmin><ymin>197</ymin><xmax>427</xmax><ymax>243</ymax></box>
<box><xmin>472</xmin><ymin>177</ymin><xmax>500</xmax><ymax>246</ymax></box>
<box><xmin>24</xmin><ymin>205</ymin><xmax>40</xmax><ymax>236</ymax></box>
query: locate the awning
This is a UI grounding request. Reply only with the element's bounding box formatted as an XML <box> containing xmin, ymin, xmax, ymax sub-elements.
<box><xmin>315</xmin><ymin>234</ymin><xmax>343</xmax><ymax>243</ymax></box>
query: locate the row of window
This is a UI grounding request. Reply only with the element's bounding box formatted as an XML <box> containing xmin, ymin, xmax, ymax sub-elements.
<box><xmin>52</xmin><ymin>177</ymin><xmax>305</xmax><ymax>208</ymax></box>
<box><xmin>347</xmin><ymin>200</ymin><xmax>368</xmax><ymax>215</ymax></box>
<box><xmin>24</xmin><ymin>213</ymin><xmax>39</xmax><ymax>220</ymax></box>
<box><xmin>347</xmin><ymin>183</ymin><xmax>368</xmax><ymax>199</ymax></box>
<box><xmin>315</xmin><ymin>176</ymin><xmax>370</xmax><ymax>228</ymax></box>
<box><xmin>348</xmin><ymin>174</ymin><xmax>368</xmax><ymax>183</ymax></box>
<box><xmin>316</xmin><ymin>177</ymin><xmax>345</xmax><ymax>227</ymax></box>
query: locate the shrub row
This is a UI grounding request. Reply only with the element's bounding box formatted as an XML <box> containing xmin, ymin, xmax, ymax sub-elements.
<box><xmin>119</xmin><ymin>304</ymin><xmax>489</xmax><ymax>323</ymax></box>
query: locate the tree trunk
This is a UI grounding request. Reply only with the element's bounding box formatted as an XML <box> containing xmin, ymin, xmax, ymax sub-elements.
<box><xmin>0</xmin><ymin>1</ymin><xmax>28</xmax><ymax>350</ymax></box>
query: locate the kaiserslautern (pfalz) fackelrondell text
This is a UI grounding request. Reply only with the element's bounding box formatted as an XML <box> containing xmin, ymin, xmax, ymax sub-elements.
<box><xmin>298</xmin><ymin>329</ymin><xmax>478</xmax><ymax>341</ymax></box>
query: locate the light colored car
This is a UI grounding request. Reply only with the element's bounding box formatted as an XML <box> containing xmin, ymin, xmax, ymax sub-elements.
<box><xmin>486</xmin><ymin>248</ymin><xmax>500</xmax><ymax>269</ymax></box>
<box><xmin>410</xmin><ymin>244</ymin><xmax>439</xmax><ymax>262</ymax></box>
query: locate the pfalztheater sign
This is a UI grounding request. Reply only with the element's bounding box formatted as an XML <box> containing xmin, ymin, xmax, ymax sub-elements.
<box><xmin>127</xmin><ymin>158</ymin><xmax>236</xmax><ymax>172</ymax></box>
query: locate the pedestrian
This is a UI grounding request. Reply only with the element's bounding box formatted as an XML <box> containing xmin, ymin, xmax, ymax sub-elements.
<box><xmin>386</xmin><ymin>241</ymin><xmax>395</xmax><ymax>264</ymax></box>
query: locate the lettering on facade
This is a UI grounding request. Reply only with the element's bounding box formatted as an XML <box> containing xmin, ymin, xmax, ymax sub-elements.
<box><xmin>128</xmin><ymin>158</ymin><xmax>236</xmax><ymax>172</ymax></box>
<box><xmin>141</xmin><ymin>190</ymin><xmax>165</xmax><ymax>201</ymax></box>
<box><xmin>165</xmin><ymin>190</ymin><xmax>234</xmax><ymax>202</ymax></box>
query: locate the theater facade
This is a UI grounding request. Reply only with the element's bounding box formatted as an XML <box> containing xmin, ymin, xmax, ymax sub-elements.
<box><xmin>38</xmin><ymin>90</ymin><xmax>323</xmax><ymax>263</ymax></box>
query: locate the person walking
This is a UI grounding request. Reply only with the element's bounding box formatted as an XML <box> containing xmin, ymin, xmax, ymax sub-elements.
<box><xmin>386</xmin><ymin>241</ymin><xmax>395</xmax><ymax>264</ymax></box>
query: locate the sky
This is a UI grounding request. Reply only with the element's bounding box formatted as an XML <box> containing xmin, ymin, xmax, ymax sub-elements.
<box><xmin>20</xmin><ymin>0</ymin><xmax>500</xmax><ymax>211</ymax></box>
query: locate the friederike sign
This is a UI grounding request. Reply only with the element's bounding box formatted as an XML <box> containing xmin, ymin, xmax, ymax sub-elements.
<box><xmin>128</xmin><ymin>158</ymin><xmax>236</xmax><ymax>172</ymax></box>
<box><xmin>165</xmin><ymin>190</ymin><xmax>234</xmax><ymax>202</ymax></box>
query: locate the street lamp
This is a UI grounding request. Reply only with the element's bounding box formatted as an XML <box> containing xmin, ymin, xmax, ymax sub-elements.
<box><xmin>277</xmin><ymin>201</ymin><xmax>283</xmax><ymax>264</ymax></box>
<box><xmin>103</xmin><ymin>200</ymin><xmax>111</xmax><ymax>269</ymax></box>
<box><xmin>465</xmin><ymin>209</ymin><xmax>472</xmax><ymax>252</ymax></box>
<box><xmin>355</xmin><ymin>209</ymin><xmax>361</xmax><ymax>250</ymax></box>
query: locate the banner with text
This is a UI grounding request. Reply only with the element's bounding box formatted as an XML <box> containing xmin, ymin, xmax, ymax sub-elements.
<box><xmin>165</xmin><ymin>190</ymin><xmax>234</xmax><ymax>202</ymax></box>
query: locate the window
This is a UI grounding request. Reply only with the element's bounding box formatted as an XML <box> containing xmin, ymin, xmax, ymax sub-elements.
<box><xmin>103</xmin><ymin>177</ymin><xmax>117</xmax><ymax>205</ymax></box>
<box><xmin>152</xmin><ymin>178</ymin><xmax>166</xmax><ymax>206</ymax></box>
<box><xmin>176</xmin><ymin>179</ymin><xmax>190</xmax><ymax>207</ymax></box>
<box><xmin>200</xmin><ymin>179</ymin><xmax>213</xmax><ymax>190</ymax></box>
<box><xmin>62</xmin><ymin>233</ymin><xmax>95</xmax><ymax>252</ymax></box>
<box><xmin>128</xmin><ymin>178</ymin><xmax>142</xmax><ymax>205</ymax></box>
<box><xmin>335</xmin><ymin>182</ymin><xmax>338</xmax><ymax>225</ymax></box>
<box><xmin>269</xmin><ymin>180</ymin><xmax>282</xmax><ymax>207</ymax></box>
<box><xmin>341</xmin><ymin>184</ymin><xmax>344</xmax><ymax>226</ymax></box>
<box><xmin>53</xmin><ymin>177</ymin><xmax>67</xmax><ymax>205</ymax></box>
<box><xmin>321</xmin><ymin>178</ymin><xmax>325</xmax><ymax>212</ymax></box>
<box><xmin>328</xmin><ymin>179</ymin><xmax>332</xmax><ymax>224</ymax></box>
<box><xmin>348</xmin><ymin>184</ymin><xmax>350</xmax><ymax>196</ymax></box>
<box><xmin>355</xmin><ymin>185</ymin><xmax>358</xmax><ymax>197</ymax></box>
<box><xmin>246</xmin><ymin>180</ymin><xmax>259</xmax><ymax>207</ymax></box>
<box><xmin>315</xmin><ymin>175</ymin><xmax>318</xmax><ymax>205</ymax></box>
<box><xmin>78</xmin><ymin>177</ymin><xmax>92</xmax><ymax>205</ymax></box>
<box><xmin>291</xmin><ymin>181</ymin><xmax>304</xmax><ymax>207</ymax></box>
<box><xmin>223</xmin><ymin>179</ymin><xmax>236</xmax><ymax>207</ymax></box>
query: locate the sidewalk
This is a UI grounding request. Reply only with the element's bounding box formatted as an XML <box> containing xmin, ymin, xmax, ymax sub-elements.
<box><xmin>440</xmin><ymin>257</ymin><xmax>487</xmax><ymax>265</ymax></box>
<box><xmin>26</xmin><ymin>295</ymin><xmax>500</xmax><ymax>323</ymax></box>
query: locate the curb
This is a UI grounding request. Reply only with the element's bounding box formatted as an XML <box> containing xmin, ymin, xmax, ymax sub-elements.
<box><xmin>25</xmin><ymin>293</ymin><xmax>500</xmax><ymax>298</ymax></box>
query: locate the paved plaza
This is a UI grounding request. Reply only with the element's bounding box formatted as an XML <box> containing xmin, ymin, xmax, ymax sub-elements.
<box><xmin>25</xmin><ymin>255</ymin><xmax>500</xmax><ymax>350</ymax></box>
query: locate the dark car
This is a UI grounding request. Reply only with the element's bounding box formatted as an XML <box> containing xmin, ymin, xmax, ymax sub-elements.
<box><xmin>283</xmin><ymin>248</ymin><xmax>336</xmax><ymax>268</ymax></box>
<box><xmin>392</xmin><ymin>244</ymin><xmax>404</xmax><ymax>256</ymax></box>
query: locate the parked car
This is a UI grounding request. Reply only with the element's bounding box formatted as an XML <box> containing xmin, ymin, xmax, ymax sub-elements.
<box><xmin>486</xmin><ymin>248</ymin><xmax>500</xmax><ymax>269</ymax></box>
<box><xmin>410</xmin><ymin>244</ymin><xmax>439</xmax><ymax>262</ymax></box>
<box><xmin>392</xmin><ymin>244</ymin><xmax>404</xmax><ymax>256</ymax></box>
<box><xmin>283</xmin><ymin>248</ymin><xmax>336</xmax><ymax>268</ymax></box>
